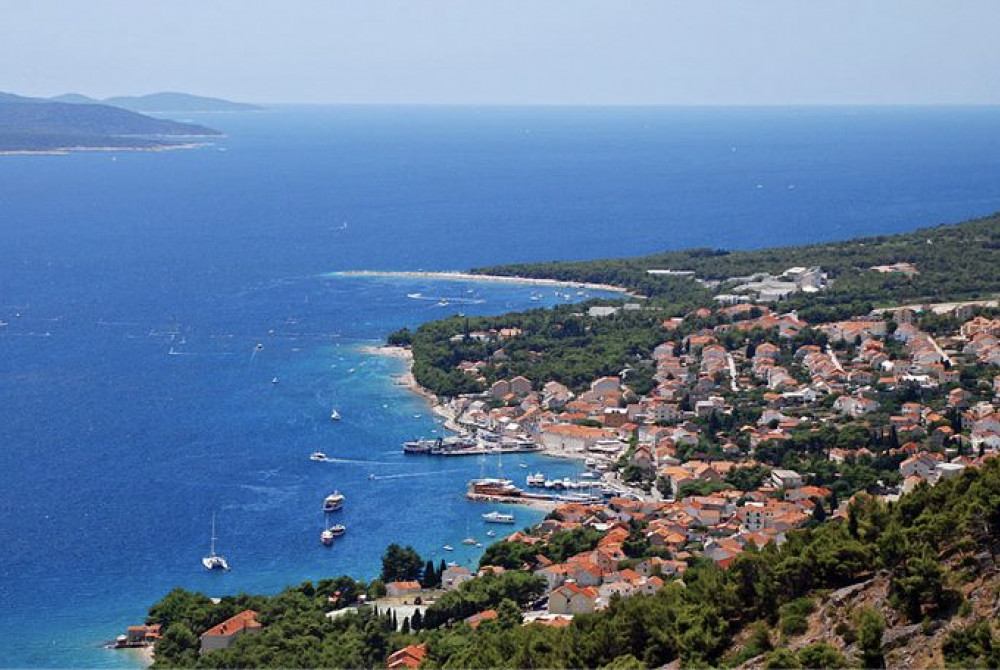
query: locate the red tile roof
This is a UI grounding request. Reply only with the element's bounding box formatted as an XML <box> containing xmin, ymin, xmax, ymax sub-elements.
<box><xmin>201</xmin><ymin>610</ymin><xmax>261</xmax><ymax>639</ymax></box>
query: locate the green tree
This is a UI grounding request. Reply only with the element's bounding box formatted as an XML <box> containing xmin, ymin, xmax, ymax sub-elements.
<box><xmin>854</xmin><ymin>606</ymin><xmax>886</xmax><ymax>669</ymax></box>
<box><xmin>380</xmin><ymin>544</ymin><xmax>423</xmax><ymax>583</ymax></box>
<box><xmin>797</xmin><ymin>642</ymin><xmax>847</xmax><ymax>669</ymax></box>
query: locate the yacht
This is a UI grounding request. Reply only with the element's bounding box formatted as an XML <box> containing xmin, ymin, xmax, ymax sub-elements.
<box><xmin>310</xmin><ymin>451</ymin><xmax>327</xmax><ymax>462</ymax></box>
<box><xmin>330</xmin><ymin>409</ymin><xmax>341</xmax><ymax>421</ymax></box>
<box><xmin>320</xmin><ymin>529</ymin><xmax>335</xmax><ymax>546</ymax></box>
<box><xmin>462</xmin><ymin>537</ymin><xmax>477</xmax><ymax>545</ymax></box>
<box><xmin>526</xmin><ymin>472</ymin><xmax>546</xmax><ymax>487</ymax></box>
<box><xmin>202</xmin><ymin>514</ymin><xmax>230</xmax><ymax>571</ymax></box>
<box><xmin>323</xmin><ymin>491</ymin><xmax>345</xmax><ymax>512</ymax></box>
<box><xmin>482</xmin><ymin>511</ymin><xmax>516</xmax><ymax>524</ymax></box>
<box><xmin>328</xmin><ymin>524</ymin><xmax>346</xmax><ymax>537</ymax></box>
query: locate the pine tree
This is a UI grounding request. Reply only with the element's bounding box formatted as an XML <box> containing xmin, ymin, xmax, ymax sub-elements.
<box><xmin>421</xmin><ymin>560</ymin><xmax>437</xmax><ymax>588</ymax></box>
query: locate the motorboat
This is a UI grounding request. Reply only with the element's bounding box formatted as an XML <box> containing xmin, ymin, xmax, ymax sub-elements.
<box><xmin>482</xmin><ymin>511</ymin><xmax>516</xmax><ymax>524</ymax></box>
<box><xmin>443</xmin><ymin>545</ymin><xmax>454</xmax><ymax>551</ymax></box>
<box><xmin>328</xmin><ymin>524</ymin><xmax>346</xmax><ymax>537</ymax></box>
<box><xmin>462</xmin><ymin>537</ymin><xmax>477</xmax><ymax>545</ymax></box>
<box><xmin>330</xmin><ymin>409</ymin><xmax>341</xmax><ymax>421</ymax></box>
<box><xmin>310</xmin><ymin>451</ymin><xmax>327</xmax><ymax>462</ymax></box>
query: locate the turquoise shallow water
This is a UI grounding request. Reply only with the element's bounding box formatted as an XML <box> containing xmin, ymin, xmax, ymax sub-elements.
<box><xmin>2</xmin><ymin>105</ymin><xmax>1000</xmax><ymax>667</ymax></box>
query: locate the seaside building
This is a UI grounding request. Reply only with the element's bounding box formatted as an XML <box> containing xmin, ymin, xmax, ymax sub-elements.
<box><xmin>199</xmin><ymin>610</ymin><xmax>261</xmax><ymax>654</ymax></box>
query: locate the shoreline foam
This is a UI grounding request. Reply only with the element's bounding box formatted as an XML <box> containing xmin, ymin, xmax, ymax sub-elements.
<box><xmin>328</xmin><ymin>270</ymin><xmax>632</xmax><ymax>295</ymax></box>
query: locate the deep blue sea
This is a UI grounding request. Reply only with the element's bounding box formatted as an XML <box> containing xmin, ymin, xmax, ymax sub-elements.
<box><xmin>2</xmin><ymin>105</ymin><xmax>1000</xmax><ymax>667</ymax></box>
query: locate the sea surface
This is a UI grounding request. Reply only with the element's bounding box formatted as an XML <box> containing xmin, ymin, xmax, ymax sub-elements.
<box><xmin>2</xmin><ymin>105</ymin><xmax>1000</xmax><ymax>667</ymax></box>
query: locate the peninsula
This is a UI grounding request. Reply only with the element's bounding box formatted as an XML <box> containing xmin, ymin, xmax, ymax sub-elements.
<box><xmin>139</xmin><ymin>213</ymin><xmax>1000</xmax><ymax>669</ymax></box>
<box><xmin>0</xmin><ymin>91</ymin><xmax>222</xmax><ymax>154</ymax></box>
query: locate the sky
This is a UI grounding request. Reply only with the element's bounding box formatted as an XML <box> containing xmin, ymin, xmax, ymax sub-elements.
<box><xmin>2</xmin><ymin>0</ymin><xmax>1000</xmax><ymax>106</ymax></box>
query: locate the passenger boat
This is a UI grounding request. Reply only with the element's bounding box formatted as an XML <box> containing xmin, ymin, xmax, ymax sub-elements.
<box><xmin>323</xmin><ymin>491</ymin><xmax>345</xmax><ymax>512</ymax></box>
<box><xmin>468</xmin><ymin>478</ymin><xmax>521</xmax><ymax>497</ymax></box>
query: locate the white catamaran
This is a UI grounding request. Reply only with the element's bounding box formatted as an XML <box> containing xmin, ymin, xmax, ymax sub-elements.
<box><xmin>202</xmin><ymin>513</ymin><xmax>230</xmax><ymax>571</ymax></box>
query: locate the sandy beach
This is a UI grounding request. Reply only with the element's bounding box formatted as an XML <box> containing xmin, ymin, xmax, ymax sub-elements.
<box><xmin>330</xmin><ymin>270</ymin><xmax>632</xmax><ymax>295</ymax></box>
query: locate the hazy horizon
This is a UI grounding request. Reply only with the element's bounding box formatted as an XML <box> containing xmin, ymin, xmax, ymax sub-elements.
<box><xmin>3</xmin><ymin>0</ymin><xmax>1000</xmax><ymax>106</ymax></box>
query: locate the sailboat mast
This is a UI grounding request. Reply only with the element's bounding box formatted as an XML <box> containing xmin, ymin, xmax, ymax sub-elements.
<box><xmin>210</xmin><ymin>513</ymin><xmax>217</xmax><ymax>556</ymax></box>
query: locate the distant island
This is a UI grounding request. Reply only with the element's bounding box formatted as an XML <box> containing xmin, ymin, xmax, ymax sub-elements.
<box><xmin>0</xmin><ymin>91</ymin><xmax>223</xmax><ymax>154</ymax></box>
<box><xmin>50</xmin><ymin>91</ymin><xmax>262</xmax><ymax>113</ymax></box>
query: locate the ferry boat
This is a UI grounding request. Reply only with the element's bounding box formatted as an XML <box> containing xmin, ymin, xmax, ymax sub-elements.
<box><xmin>310</xmin><ymin>451</ymin><xmax>327</xmax><ymax>461</ymax></box>
<box><xmin>323</xmin><ymin>492</ymin><xmax>345</xmax><ymax>512</ymax></box>
<box><xmin>403</xmin><ymin>435</ymin><xmax>478</xmax><ymax>455</ymax></box>
<box><xmin>482</xmin><ymin>511</ymin><xmax>516</xmax><ymax>524</ymax></box>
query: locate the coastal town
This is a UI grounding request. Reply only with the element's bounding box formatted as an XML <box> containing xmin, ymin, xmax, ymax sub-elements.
<box><xmin>377</xmin><ymin>281</ymin><xmax>1000</xmax><ymax>621</ymax></box>
<box><xmin>127</xmin><ymin>281</ymin><xmax>1000</xmax><ymax>666</ymax></box>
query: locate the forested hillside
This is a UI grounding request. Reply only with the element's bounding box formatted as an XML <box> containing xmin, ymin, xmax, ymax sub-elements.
<box><xmin>474</xmin><ymin>212</ymin><xmax>1000</xmax><ymax>311</ymax></box>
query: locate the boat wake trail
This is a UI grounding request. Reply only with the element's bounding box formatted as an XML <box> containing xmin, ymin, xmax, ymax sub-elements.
<box><xmin>372</xmin><ymin>468</ymin><xmax>466</xmax><ymax>481</ymax></box>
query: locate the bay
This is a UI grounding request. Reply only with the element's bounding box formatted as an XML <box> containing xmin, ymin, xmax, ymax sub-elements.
<box><xmin>2</xmin><ymin>105</ymin><xmax>1000</xmax><ymax>667</ymax></box>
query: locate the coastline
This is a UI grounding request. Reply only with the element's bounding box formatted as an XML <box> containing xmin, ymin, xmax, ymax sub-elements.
<box><xmin>357</xmin><ymin>344</ymin><xmax>464</xmax><ymax>432</ymax></box>
<box><xmin>329</xmin><ymin>270</ymin><xmax>632</xmax><ymax>296</ymax></box>
<box><xmin>0</xmin><ymin>142</ymin><xmax>211</xmax><ymax>157</ymax></box>
<box><xmin>359</xmin><ymin>344</ymin><xmax>613</xmax><ymax>465</ymax></box>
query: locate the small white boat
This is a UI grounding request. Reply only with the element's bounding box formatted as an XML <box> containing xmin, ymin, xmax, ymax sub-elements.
<box><xmin>271</xmin><ymin>376</ymin><xmax>279</xmax><ymax>385</ymax></box>
<box><xmin>330</xmin><ymin>409</ymin><xmax>341</xmax><ymax>421</ymax></box>
<box><xmin>323</xmin><ymin>492</ymin><xmax>345</xmax><ymax>512</ymax></box>
<box><xmin>310</xmin><ymin>451</ymin><xmax>327</xmax><ymax>462</ymax></box>
<box><xmin>320</xmin><ymin>529</ymin><xmax>335</xmax><ymax>546</ymax></box>
<box><xmin>476</xmin><ymin>542</ymin><xmax>483</xmax><ymax>547</ymax></box>
<box><xmin>462</xmin><ymin>537</ymin><xmax>477</xmax><ymax>545</ymax></box>
<box><xmin>482</xmin><ymin>511</ymin><xmax>516</xmax><ymax>524</ymax></box>
<box><xmin>443</xmin><ymin>545</ymin><xmax>454</xmax><ymax>551</ymax></box>
<box><xmin>519</xmin><ymin>463</ymin><xmax>528</xmax><ymax>469</ymax></box>
<box><xmin>329</xmin><ymin>524</ymin><xmax>346</xmax><ymax>537</ymax></box>
<box><xmin>202</xmin><ymin>513</ymin><xmax>230</xmax><ymax>571</ymax></box>
<box><xmin>368</xmin><ymin>473</ymin><xmax>376</xmax><ymax>481</ymax></box>
<box><xmin>486</xmin><ymin>530</ymin><xmax>496</xmax><ymax>537</ymax></box>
